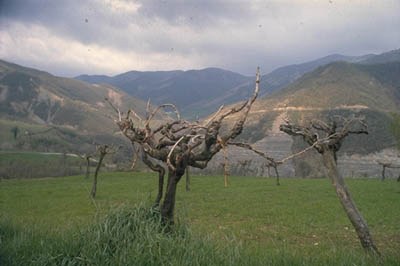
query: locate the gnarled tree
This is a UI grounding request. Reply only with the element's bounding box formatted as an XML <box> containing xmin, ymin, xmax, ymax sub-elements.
<box><xmin>280</xmin><ymin>115</ymin><xmax>380</xmax><ymax>255</ymax></box>
<box><xmin>111</xmin><ymin>68</ymin><xmax>260</xmax><ymax>224</ymax></box>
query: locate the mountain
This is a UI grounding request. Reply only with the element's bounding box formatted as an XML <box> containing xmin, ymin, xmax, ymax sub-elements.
<box><xmin>360</xmin><ymin>48</ymin><xmax>400</xmax><ymax>65</ymax></box>
<box><xmin>207</xmin><ymin>60</ymin><xmax>400</xmax><ymax>178</ymax></box>
<box><xmin>76</xmin><ymin>53</ymin><xmax>375</xmax><ymax>119</ymax></box>
<box><xmin>243</xmin><ymin>61</ymin><xmax>400</xmax><ymax>145</ymax></box>
<box><xmin>258</xmin><ymin>48</ymin><xmax>400</xmax><ymax>97</ymax></box>
<box><xmin>263</xmin><ymin>61</ymin><xmax>400</xmax><ymax>111</ymax></box>
<box><xmin>76</xmin><ymin>68</ymin><xmax>253</xmax><ymax>119</ymax></box>
<box><xmin>0</xmin><ymin>60</ymin><xmax>155</xmax><ymax>154</ymax></box>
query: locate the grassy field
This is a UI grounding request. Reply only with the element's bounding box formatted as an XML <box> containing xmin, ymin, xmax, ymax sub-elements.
<box><xmin>1</xmin><ymin>172</ymin><xmax>399</xmax><ymax>265</ymax></box>
<box><xmin>0</xmin><ymin>151</ymin><xmax>87</xmax><ymax>178</ymax></box>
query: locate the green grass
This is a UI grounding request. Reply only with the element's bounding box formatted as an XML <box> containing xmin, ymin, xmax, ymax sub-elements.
<box><xmin>0</xmin><ymin>151</ymin><xmax>86</xmax><ymax>179</ymax></box>
<box><xmin>1</xmin><ymin>173</ymin><xmax>400</xmax><ymax>265</ymax></box>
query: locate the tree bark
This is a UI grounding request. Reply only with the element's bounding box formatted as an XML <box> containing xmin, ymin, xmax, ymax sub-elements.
<box><xmin>274</xmin><ymin>166</ymin><xmax>280</xmax><ymax>186</ymax></box>
<box><xmin>223</xmin><ymin>146</ymin><xmax>229</xmax><ymax>187</ymax></box>
<box><xmin>161</xmin><ymin>170</ymin><xmax>184</xmax><ymax>224</ymax></box>
<box><xmin>322</xmin><ymin>151</ymin><xmax>380</xmax><ymax>255</ymax></box>
<box><xmin>85</xmin><ymin>157</ymin><xmax>90</xmax><ymax>179</ymax></box>
<box><xmin>91</xmin><ymin>154</ymin><xmax>105</xmax><ymax>198</ymax></box>
<box><xmin>185</xmin><ymin>167</ymin><xmax>190</xmax><ymax>192</ymax></box>
<box><xmin>381</xmin><ymin>165</ymin><xmax>386</xmax><ymax>181</ymax></box>
<box><xmin>141</xmin><ymin>150</ymin><xmax>165</xmax><ymax>207</ymax></box>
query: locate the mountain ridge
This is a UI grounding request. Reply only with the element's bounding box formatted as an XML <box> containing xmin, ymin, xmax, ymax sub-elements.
<box><xmin>75</xmin><ymin>49</ymin><xmax>399</xmax><ymax>119</ymax></box>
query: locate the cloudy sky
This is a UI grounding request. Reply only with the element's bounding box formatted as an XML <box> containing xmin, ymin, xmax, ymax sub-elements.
<box><xmin>0</xmin><ymin>0</ymin><xmax>399</xmax><ymax>77</ymax></box>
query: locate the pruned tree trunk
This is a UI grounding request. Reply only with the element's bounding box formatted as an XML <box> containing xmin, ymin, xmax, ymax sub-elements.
<box><xmin>161</xmin><ymin>170</ymin><xmax>184</xmax><ymax>224</ymax></box>
<box><xmin>223</xmin><ymin>146</ymin><xmax>229</xmax><ymax>187</ymax></box>
<box><xmin>381</xmin><ymin>165</ymin><xmax>386</xmax><ymax>181</ymax></box>
<box><xmin>185</xmin><ymin>167</ymin><xmax>190</xmax><ymax>192</ymax></box>
<box><xmin>141</xmin><ymin>150</ymin><xmax>165</xmax><ymax>207</ymax></box>
<box><xmin>378</xmin><ymin>161</ymin><xmax>400</xmax><ymax>181</ymax></box>
<box><xmin>322</xmin><ymin>150</ymin><xmax>380</xmax><ymax>255</ymax></box>
<box><xmin>280</xmin><ymin>116</ymin><xmax>380</xmax><ymax>255</ymax></box>
<box><xmin>273</xmin><ymin>166</ymin><xmax>280</xmax><ymax>186</ymax></box>
<box><xmin>91</xmin><ymin>153</ymin><xmax>105</xmax><ymax>198</ymax></box>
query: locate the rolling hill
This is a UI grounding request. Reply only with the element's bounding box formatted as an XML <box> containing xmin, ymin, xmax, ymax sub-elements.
<box><xmin>236</xmin><ymin>60</ymin><xmax>400</xmax><ymax>142</ymax></box>
<box><xmin>75</xmin><ymin>53</ymin><xmax>377</xmax><ymax>119</ymax></box>
<box><xmin>0</xmin><ymin>60</ymin><xmax>157</xmax><ymax>154</ymax></box>
<box><xmin>204</xmin><ymin>59</ymin><xmax>400</xmax><ymax>178</ymax></box>
<box><xmin>76</xmin><ymin>68</ymin><xmax>253</xmax><ymax>119</ymax></box>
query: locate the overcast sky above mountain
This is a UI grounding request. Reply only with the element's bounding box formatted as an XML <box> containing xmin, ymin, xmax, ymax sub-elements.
<box><xmin>0</xmin><ymin>0</ymin><xmax>399</xmax><ymax>77</ymax></box>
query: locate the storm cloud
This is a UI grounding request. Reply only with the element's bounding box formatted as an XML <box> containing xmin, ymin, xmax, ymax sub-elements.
<box><xmin>1</xmin><ymin>0</ymin><xmax>399</xmax><ymax>77</ymax></box>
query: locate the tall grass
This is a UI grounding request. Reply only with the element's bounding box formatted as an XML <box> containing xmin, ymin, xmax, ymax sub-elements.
<box><xmin>1</xmin><ymin>203</ymin><xmax>243</xmax><ymax>266</ymax></box>
<box><xmin>0</xmin><ymin>203</ymin><xmax>394</xmax><ymax>266</ymax></box>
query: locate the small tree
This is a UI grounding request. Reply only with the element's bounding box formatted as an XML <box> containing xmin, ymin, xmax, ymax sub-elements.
<box><xmin>109</xmin><ymin>68</ymin><xmax>260</xmax><ymax>224</ymax></box>
<box><xmin>377</xmin><ymin>160</ymin><xmax>400</xmax><ymax>181</ymax></box>
<box><xmin>90</xmin><ymin>144</ymin><xmax>118</xmax><ymax>198</ymax></box>
<box><xmin>229</xmin><ymin>142</ymin><xmax>280</xmax><ymax>185</ymax></box>
<box><xmin>280</xmin><ymin>115</ymin><xmax>380</xmax><ymax>255</ymax></box>
<box><xmin>11</xmin><ymin>126</ymin><xmax>19</xmax><ymax>140</ymax></box>
<box><xmin>78</xmin><ymin>153</ymin><xmax>93</xmax><ymax>179</ymax></box>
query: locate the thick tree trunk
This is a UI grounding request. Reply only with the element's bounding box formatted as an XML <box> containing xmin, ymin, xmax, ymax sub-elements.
<box><xmin>322</xmin><ymin>151</ymin><xmax>380</xmax><ymax>255</ymax></box>
<box><xmin>161</xmin><ymin>170</ymin><xmax>184</xmax><ymax>224</ymax></box>
<box><xmin>155</xmin><ymin>169</ymin><xmax>165</xmax><ymax>206</ymax></box>
<box><xmin>141</xmin><ymin>151</ymin><xmax>165</xmax><ymax>207</ymax></box>
<box><xmin>381</xmin><ymin>165</ymin><xmax>386</xmax><ymax>181</ymax></box>
<box><xmin>91</xmin><ymin>154</ymin><xmax>105</xmax><ymax>198</ymax></box>
<box><xmin>185</xmin><ymin>167</ymin><xmax>190</xmax><ymax>192</ymax></box>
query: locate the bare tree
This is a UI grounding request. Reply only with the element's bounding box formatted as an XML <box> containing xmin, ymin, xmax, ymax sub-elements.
<box><xmin>78</xmin><ymin>153</ymin><xmax>94</xmax><ymax>179</ymax></box>
<box><xmin>109</xmin><ymin>68</ymin><xmax>260</xmax><ymax>224</ymax></box>
<box><xmin>11</xmin><ymin>126</ymin><xmax>19</xmax><ymax>140</ymax></box>
<box><xmin>280</xmin><ymin>116</ymin><xmax>380</xmax><ymax>255</ymax></box>
<box><xmin>377</xmin><ymin>160</ymin><xmax>400</xmax><ymax>181</ymax></box>
<box><xmin>229</xmin><ymin>142</ymin><xmax>280</xmax><ymax>185</ymax></box>
<box><xmin>90</xmin><ymin>144</ymin><xmax>118</xmax><ymax>198</ymax></box>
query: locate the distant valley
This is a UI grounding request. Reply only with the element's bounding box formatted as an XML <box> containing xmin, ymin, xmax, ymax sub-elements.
<box><xmin>1</xmin><ymin>48</ymin><xmax>400</xmax><ymax>178</ymax></box>
<box><xmin>75</xmin><ymin>50</ymin><xmax>395</xmax><ymax>119</ymax></box>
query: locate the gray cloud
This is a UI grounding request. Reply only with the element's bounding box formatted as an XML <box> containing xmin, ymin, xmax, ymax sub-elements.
<box><xmin>0</xmin><ymin>0</ymin><xmax>399</xmax><ymax>77</ymax></box>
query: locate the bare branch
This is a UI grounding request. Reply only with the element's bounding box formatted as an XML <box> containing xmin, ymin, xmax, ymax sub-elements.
<box><xmin>145</xmin><ymin>103</ymin><xmax>181</xmax><ymax>128</ymax></box>
<box><xmin>130</xmin><ymin>143</ymin><xmax>140</xmax><ymax>170</ymax></box>
<box><xmin>166</xmin><ymin>136</ymin><xmax>185</xmax><ymax>171</ymax></box>
<box><xmin>278</xmin><ymin>143</ymin><xmax>317</xmax><ymax>164</ymax></box>
<box><xmin>127</xmin><ymin>109</ymin><xmax>143</xmax><ymax>122</ymax></box>
<box><xmin>202</xmin><ymin>105</ymin><xmax>224</xmax><ymax>127</ymax></box>
<box><xmin>228</xmin><ymin>141</ymin><xmax>277</xmax><ymax>166</ymax></box>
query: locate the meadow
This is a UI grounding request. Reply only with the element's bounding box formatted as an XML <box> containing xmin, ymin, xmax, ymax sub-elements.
<box><xmin>0</xmin><ymin>151</ymin><xmax>85</xmax><ymax>179</ymax></box>
<box><xmin>1</xmin><ymin>172</ymin><xmax>399</xmax><ymax>265</ymax></box>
